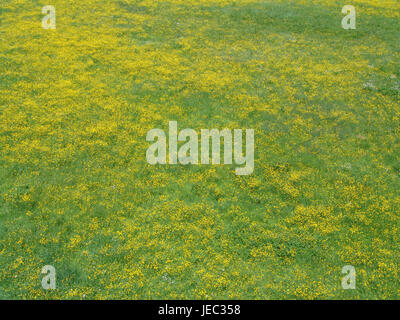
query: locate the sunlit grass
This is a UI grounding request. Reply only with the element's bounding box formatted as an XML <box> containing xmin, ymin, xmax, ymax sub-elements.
<box><xmin>0</xmin><ymin>0</ymin><xmax>399</xmax><ymax>299</ymax></box>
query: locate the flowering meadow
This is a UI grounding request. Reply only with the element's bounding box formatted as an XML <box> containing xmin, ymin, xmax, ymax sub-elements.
<box><xmin>0</xmin><ymin>0</ymin><xmax>399</xmax><ymax>299</ymax></box>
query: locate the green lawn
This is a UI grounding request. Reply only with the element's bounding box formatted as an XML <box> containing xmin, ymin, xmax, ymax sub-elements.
<box><xmin>0</xmin><ymin>0</ymin><xmax>399</xmax><ymax>299</ymax></box>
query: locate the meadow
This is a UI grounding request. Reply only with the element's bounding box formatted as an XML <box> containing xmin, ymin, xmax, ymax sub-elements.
<box><xmin>0</xmin><ymin>0</ymin><xmax>399</xmax><ymax>299</ymax></box>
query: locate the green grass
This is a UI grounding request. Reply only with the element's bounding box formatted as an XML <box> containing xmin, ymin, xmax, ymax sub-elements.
<box><xmin>0</xmin><ymin>0</ymin><xmax>399</xmax><ymax>299</ymax></box>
